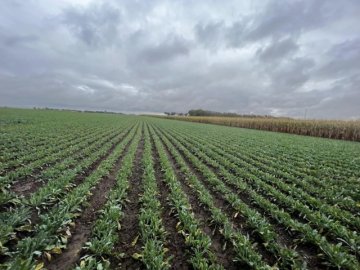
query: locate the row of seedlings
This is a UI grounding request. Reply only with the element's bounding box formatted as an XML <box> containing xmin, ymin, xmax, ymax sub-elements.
<box><xmin>162</xmin><ymin>125</ymin><xmax>359</xmax><ymax>270</ymax></box>
<box><xmin>134</xmin><ymin>123</ymin><xmax>170</xmax><ymax>268</ymax></box>
<box><xmin>149</xmin><ymin>125</ymin><xmax>224</xmax><ymax>269</ymax></box>
<box><xmin>200</xmin><ymin>121</ymin><xmax>360</xmax><ymax>180</ymax></box>
<box><xmin>0</xmin><ymin>125</ymin><xmax>136</xmax><ymax>256</ymax></box>
<box><xmin>2</xmin><ymin>124</ymin><xmax>129</xmax><ymax>203</ymax></box>
<box><xmin>0</xmin><ymin>126</ymin><xmax>120</xmax><ymax>194</ymax></box>
<box><xmin>155</xmin><ymin>125</ymin><xmax>303</xmax><ymax>269</ymax></box>
<box><xmin>172</xmin><ymin>127</ymin><xmax>360</xmax><ymax>254</ymax></box>
<box><xmin>172</xmin><ymin>120</ymin><xmax>359</xmax><ymax>188</ymax></box>
<box><xmin>190</xmin><ymin>128</ymin><xmax>359</xmax><ymax>223</ymax></box>
<box><xmin>0</xmin><ymin>125</ymin><xmax>101</xmax><ymax>173</ymax></box>
<box><xmin>76</xmin><ymin>123</ymin><xmax>143</xmax><ymax>269</ymax></box>
<box><xmin>1</xmin><ymin>123</ymin><xmax>139</xmax><ymax>270</ymax></box>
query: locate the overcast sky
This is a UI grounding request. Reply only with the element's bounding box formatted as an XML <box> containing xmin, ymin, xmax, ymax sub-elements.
<box><xmin>1</xmin><ymin>0</ymin><xmax>359</xmax><ymax>119</ymax></box>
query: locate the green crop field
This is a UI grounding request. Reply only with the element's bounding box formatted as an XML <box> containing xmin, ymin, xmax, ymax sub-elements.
<box><xmin>0</xmin><ymin>108</ymin><xmax>359</xmax><ymax>270</ymax></box>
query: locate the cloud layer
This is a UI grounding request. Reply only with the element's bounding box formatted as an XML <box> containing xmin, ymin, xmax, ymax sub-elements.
<box><xmin>1</xmin><ymin>0</ymin><xmax>359</xmax><ymax>119</ymax></box>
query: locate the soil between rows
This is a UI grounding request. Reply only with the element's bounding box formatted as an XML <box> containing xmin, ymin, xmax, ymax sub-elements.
<box><xmin>168</xmin><ymin>130</ymin><xmax>331</xmax><ymax>269</ymax></box>
<box><xmin>150</xmin><ymin>125</ymin><xmax>243</xmax><ymax>270</ymax></box>
<box><xmin>0</xmin><ymin>128</ymin><xmax>138</xmax><ymax>268</ymax></box>
<box><xmin>45</xmin><ymin>128</ymin><xmax>137</xmax><ymax>270</ymax></box>
<box><xmin>156</xmin><ymin>128</ymin><xmax>278</xmax><ymax>267</ymax></box>
<box><xmin>111</xmin><ymin>126</ymin><xmax>145</xmax><ymax>270</ymax></box>
<box><xmin>150</xmin><ymin>130</ymin><xmax>190</xmax><ymax>269</ymax></box>
<box><xmin>4</xmin><ymin>122</ymin><xmax>355</xmax><ymax>270</ymax></box>
<box><xmin>24</xmin><ymin>128</ymin><xmax>135</xmax><ymax>228</ymax></box>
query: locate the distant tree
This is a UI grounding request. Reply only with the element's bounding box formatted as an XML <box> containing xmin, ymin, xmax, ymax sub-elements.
<box><xmin>188</xmin><ymin>109</ymin><xmax>206</xmax><ymax>116</ymax></box>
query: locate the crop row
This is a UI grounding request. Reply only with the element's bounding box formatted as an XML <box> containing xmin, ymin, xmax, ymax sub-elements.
<box><xmin>150</xmin><ymin>125</ymin><xmax>223</xmax><ymax>269</ymax></box>
<box><xmin>1</xmin><ymin>123</ymin><xmax>139</xmax><ymax>269</ymax></box>
<box><xmin>197</xmin><ymin>127</ymin><xmax>359</xmax><ymax>206</ymax></box>
<box><xmin>167</xmin><ymin>125</ymin><xmax>359</xmax><ymax>228</ymax></box>
<box><xmin>153</xmin><ymin>125</ymin><xmax>302</xmax><ymax>269</ymax></box>
<box><xmin>0</xmin><ymin>125</ymin><xmax>105</xmax><ymax>173</ymax></box>
<box><xmin>0</xmin><ymin>125</ymin><xmax>132</xmax><ymax>205</ymax></box>
<box><xmin>0</xmin><ymin>124</ymin><xmax>137</xmax><ymax>256</ymax></box>
<box><xmin>1</xmin><ymin>110</ymin><xmax>359</xmax><ymax>269</ymax></box>
<box><xmin>170</xmin><ymin>126</ymin><xmax>360</xmax><ymax>244</ymax></box>
<box><xmin>77</xmin><ymin>123</ymin><xmax>143</xmax><ymax>269</ymax></box>
<box><xmin>150</xmin><ymin>120</ymin><xmax>359</xmax><ymax>269</ymax></box>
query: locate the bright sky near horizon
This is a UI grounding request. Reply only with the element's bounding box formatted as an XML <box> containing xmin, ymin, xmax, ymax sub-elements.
<box><xmin>1</xmin><ymin>0</ymin><xmax>359</xmax><ymax>119</ymax></box>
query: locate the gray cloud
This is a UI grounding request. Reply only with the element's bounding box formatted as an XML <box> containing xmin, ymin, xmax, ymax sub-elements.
<box><xmin>137</xmin><ymin>36</ymin><xmax>190</xmax><ymax>64</ymax></box>
<box><xmin>61</xmin><ymin>2</ymin><xmax>121</xmax><ymax>47</ymax></box>
<box><xmin>246</xmin><ymin>0</ymin><xmax>331</xmax><ymax>41</ymax></box>
<box><xmin>195</xmin><ymin>21</ymin><xmax>225</xmax><ymax>50</ymax></box>
<box><xmin>0</xmin><ymin>0</ymin><xmax>359</xmax><ymax>119</ymax></box>
<box><xmin>316</xmin><ymin>38</ymin><xmax>360</xmax><ymax>78</ymax></box>
<box><xmin>256</xmin><ymin>38</ymin><xmax>298</xmax><ymax>62</ymax></box>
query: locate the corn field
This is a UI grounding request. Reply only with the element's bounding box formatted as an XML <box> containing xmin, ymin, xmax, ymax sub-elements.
<box><xmin>162</xmin><ymin>116</ymin><xmax>360</xmax><ymax>142</ymax></box>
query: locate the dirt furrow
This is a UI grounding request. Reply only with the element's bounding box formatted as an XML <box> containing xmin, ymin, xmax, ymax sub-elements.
<box><xmin>112</xmin><ymin>128</ymin><xmax>145</xmax><ymax>270</ymax></box>
<box><xmin>0</xmin><ymin>129</ymin><xmax>138</xmax><ymax>263</ymax></box>
<box><xmin>45</xmin><ymin>129</ymin><xmax>137</xmax><ymax>270</ymax></box>
<box><xmin>158</xmin><ymin>131</ymin><xmax>279</xmax><ymax>267</ymax></box>
<box><xmin>151</xmin><ymin>127</ymin><xmax>241</xmax><ymax>270</ymax></box>
<box><xmin>150</xmin><ymin>134</ymin><xmax>190</xmax><ymax>269</ymax></box>
<box><xmin>22</xmin><ymin>128</ymin><xmax>136</xmax><ymax>229</ymax></box>
<box><xmin>194</xmin><ymin>149</ymin><xmax>322</xmax><ymax>268</ymax></box>
<box><xmin>232</xmin><ymin>187</ymin><xmax>322</xmax><ymax>268</ymax></box>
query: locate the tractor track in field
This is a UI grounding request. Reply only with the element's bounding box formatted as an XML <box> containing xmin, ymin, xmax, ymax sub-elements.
<box><xmin>153</xmin><ymin>128</ymin><xmax>242</xmax><ymax>270</ymax></box>
<box><xmin>45</xmin><ymin>128</ymin><xmax>137</xmax><ymax>270</ymax></box>
<box><xmin>111</xmin><ymin>127</ymin><xmax>144</xmax><ymax>270</ymax></box>
<box><xmin>150</xmin><ymin>133</ymin><xmax>190</xmax><ymax>269</ymax></box>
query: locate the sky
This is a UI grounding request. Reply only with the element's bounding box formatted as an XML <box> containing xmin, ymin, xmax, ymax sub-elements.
<box><xmin>0</xmin><ymin>0</ymin><xmax>359</xmax><ymax>119</ymax></box>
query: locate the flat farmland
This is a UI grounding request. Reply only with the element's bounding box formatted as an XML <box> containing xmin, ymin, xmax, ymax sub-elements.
<box><xmin>0</xmin><ymin>108</ymin><xmax>359</xmax><ymax>270</ymax></box>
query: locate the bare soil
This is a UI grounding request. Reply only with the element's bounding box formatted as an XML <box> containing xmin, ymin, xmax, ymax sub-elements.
<box><xmin>45</xmin><ymin>130</ymin><xmax>136</xmax><ymax>270</ymax></box>
<box><xmin>151</xmin><ymin>134</ymin><xmax>190</xmax><ymax>269</ymax></box>
<box><xmin>152</xmin><ymin>128</ymin><xmax>243</xmax><ymax>270</ymax></box>
<box><xmin>189</xmin><ymin>142</ymin><xmax>328</xmax><ymax>269</ymax></box>
<box><xmin>111</xmin><ymin>128</ymin><xmax>145</xmax><ymax>270</ymax></box>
